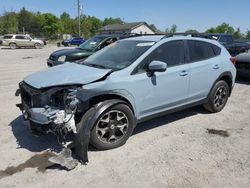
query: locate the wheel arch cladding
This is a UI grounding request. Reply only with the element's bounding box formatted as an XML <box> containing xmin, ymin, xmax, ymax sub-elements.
<box><xmin>74</xmin><ymin>99</ymin><xmax>136</xmax><ymax>163</ymax></box>
<box><xmin>89</xmin><ymin>94</ymin><xmax>135</xmax><ymax>114</ymax></box>
<box><xmin>218</xmin><ymin>72</ymin><xmax>233</xmax><ymax>96</ymax></box>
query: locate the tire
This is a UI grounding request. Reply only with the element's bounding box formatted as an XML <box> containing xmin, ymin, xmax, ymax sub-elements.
<box><xmin>34</xmin><ymin>43</ymin><xmax>41</xmax><ymax>49</ymax></box>
<box><xmin>203</xmin><ymin>80</ymin><xmax>229</xmax><ymax>113</ymax></box>
<box><xmin>9</xmin><ymin>43</ymin><xmax>17</xmax><ymax>49</ymax></box>
<box><xmin>90</xmin><ymin>102</ymin><xmax>135</xmax><ymax>150</ymax></box>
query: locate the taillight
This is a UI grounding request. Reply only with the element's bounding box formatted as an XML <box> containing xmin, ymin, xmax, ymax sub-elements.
<box><xmin>230</xmin><ymin>56</ymin><xmax>237</xmax><ymax>65</ymax></box>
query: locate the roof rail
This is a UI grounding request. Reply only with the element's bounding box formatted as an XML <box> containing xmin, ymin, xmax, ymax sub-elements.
<box><xmin>163</xmin><ymin>33</ymin><xmax>214</xmax><ymax>39</ymax></box>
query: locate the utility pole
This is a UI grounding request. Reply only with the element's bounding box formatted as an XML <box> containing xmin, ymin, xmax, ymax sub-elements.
<box><xmin>77</xmin><ymin>0</ymin><xmax>81</xmax><ymax>37</ymax></box>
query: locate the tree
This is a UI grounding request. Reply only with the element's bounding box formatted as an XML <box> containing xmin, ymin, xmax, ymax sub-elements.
<box><xmin>233</xmin><ymin>28</ymin><xmax>243</xmax><ymax>39</ymax></box>
<box><xmin>246</xmin><ymin>30</ymin><xmax>250</xmax><ymax>39</ymax></box>
<box><xmin>40</xmin><ymin>13</ymin><xmax>60</xmax><ymax>38</ymax></box>
<box><xmin>17</xmin><ymin>7</ymin><xmax>42</xmax><ymax>36</ymax></box>
<box><xmin>103</xmin><ymin>17</ymin><xmax>123</xmax><ymax>26</ymax></box>
<box><xmin>59</xmin><ymin>12</ymin><xmax>75</xmax><ymax>35</ymax></box>
<box><xmin>18</xmin><ymin>7</ymin><xmax>32</xmax><ymax>33</ymax></box>
<box><xmin>0</xmin><ymin>12</ymin><xmax>18</xmax><ymax>34</ymax></box>
<box><xmin>185</xmin><ymin>29</ymin><xmax>199</xmax><ymax>34</ymax></box>
<box><xmin>165</xmin><ymin>24</ymin><xmax>177</xmax><ymax>34</ymax></box>
<box><xmin>205</xmin><ymin>23</ymin><xmax>234</xmax><ymax>34</ymax></box>
<box><xmin>60</xmin><ymin>12</ymin><xmax>70</xmax><ymax>20</ymax></box>
<box><xmin>149</xmin><ymin>24</ymin><xmax>157</xmax><ymax>32</ymax></box>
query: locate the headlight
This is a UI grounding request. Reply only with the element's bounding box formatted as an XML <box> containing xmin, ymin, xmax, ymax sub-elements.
<box><xmin>58</xmin><ymin>55</ymin><xmax>66</xmax><ymax>62</ymax></box>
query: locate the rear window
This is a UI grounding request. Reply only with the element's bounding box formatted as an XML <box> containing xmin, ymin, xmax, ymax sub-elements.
<box><xmin>211</xmin><ymin>44</ymin><xmax>221</xmax><ymax>56</ymax></box>
<box><xmin>3</xmin><ymin>35</ymin><xmax>13</xmax><ymax>39</ymax></box>
<box><xmin>188</xmin><ymin>40</ymin><xmax>216</xmax><ymax>62</ymax></box>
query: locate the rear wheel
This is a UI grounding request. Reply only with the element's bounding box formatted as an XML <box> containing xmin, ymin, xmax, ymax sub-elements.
<box><xmin>9</xmin><ymin>43</ymin><xmax>17</xmax><ymax>49</ymax></box>
<box><xmin>90</xmin><ymin>103</ymin><xmax>135</xmax><ymax>150</ymax></box>
<box><xmin>203</xmin><ymin>80</ymin><xmax>229</xmax><ymax>113</ymax></box>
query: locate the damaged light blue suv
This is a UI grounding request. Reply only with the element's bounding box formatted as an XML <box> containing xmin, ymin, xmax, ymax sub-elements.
<box><xmin>16</xmin><ymin>35</ymin><xmax>236</xmax><ymax>162</ymax></box>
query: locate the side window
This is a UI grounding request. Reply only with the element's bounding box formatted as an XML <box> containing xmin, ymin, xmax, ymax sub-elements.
<box><xmin>15</xmin><ymin>36</ymin><xmax>26</xmax><ymax>40</ymax></box>
<box><xmin>100</xmin><ymin>38</ymin><xmax>117</xmax><ymax>49</ymax></box>
<box><xmin>187</xmin><ymin>40</ymin><xmax>215</xmax><ymax>62</ymax></box>
<box><xmin>135</xmin><ymin>40</ymin><xmax>185</xmax><ymax>73</ymax></box>
<box><xmin>4</xmin><ymin>35</ymin><xmax>13</xmax><ymax>39</ymax></box>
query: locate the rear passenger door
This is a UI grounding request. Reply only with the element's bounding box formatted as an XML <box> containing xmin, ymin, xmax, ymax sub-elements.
<box><xmin>187</xmin><ymin>40</ymin><xmax>222</xmax><ymax>102</ymax></box>
<box><xmin>15</xmin><ymin>35</ymin><xmax>30</xmax><ymax>46</ymax></box>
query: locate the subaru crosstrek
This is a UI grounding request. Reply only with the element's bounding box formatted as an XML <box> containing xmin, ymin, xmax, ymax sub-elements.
<box><xmin>16</xmin><ymin>35</ymin><xmax>236</xmax><ymax>162</ymax></box>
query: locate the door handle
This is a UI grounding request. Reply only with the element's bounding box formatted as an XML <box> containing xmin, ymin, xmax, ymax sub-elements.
<box><xmin>180</xmin><ymin>70</ymin><xmax>188</xmax><ymax>76</ymax></box>
<box><xmin>213</xmin><ymin>64</ymin><xmax>220</xmax><ymax>69</ymax></box>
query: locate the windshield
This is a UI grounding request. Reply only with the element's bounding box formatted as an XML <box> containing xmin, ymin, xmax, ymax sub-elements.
<box><xmin>78</xmin><ymin>36</ymin><xmax>106</xmax><ymax>51</ymax></box>
<box><xmin>83</xmin><ymin>40</ymin><xmax>154</xmax><ymax>70</ymax></box>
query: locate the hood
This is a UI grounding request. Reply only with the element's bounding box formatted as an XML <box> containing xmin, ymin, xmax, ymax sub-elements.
<box><xmin>24</xmin><ymin>63</ymin><xmax>111</xmax><ymax>89</ymax></box>
<box><xmin>51</xmin><ymin>48</ymin><xmax>88</xmax><ymax>57</ymax></box>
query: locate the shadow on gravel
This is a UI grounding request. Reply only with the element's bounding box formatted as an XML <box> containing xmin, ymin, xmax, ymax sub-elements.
<box><xmin>9</xmin><ymin>116</ymin><xmax>62</xmax><ymax>153</ymax></box>
<box><xmin>133</xmin><ymin>106</ymin><xmax>206</xmax><ymax>135</ymax></box>
<box><xmin>206</xmin><ymin>128</ymin><xmax>229</xmax><ymax>137</ymax></box>
<box><xmin>0</xmin><ymin>151</ymin><xmax>57</xmax><ymax>179</ymax></box>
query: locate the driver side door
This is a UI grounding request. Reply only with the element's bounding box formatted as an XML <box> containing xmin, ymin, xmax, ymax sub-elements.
<box><xmin>128</xmin><ymin>40</ymin><xmax>190</xmax><ymax>118</ymax></box>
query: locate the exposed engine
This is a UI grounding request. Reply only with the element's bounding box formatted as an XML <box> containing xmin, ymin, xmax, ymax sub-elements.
<box><xmin>17</xmin><ymin>82</ymin><xmax>80</xmax><ymax>141</ymax></box>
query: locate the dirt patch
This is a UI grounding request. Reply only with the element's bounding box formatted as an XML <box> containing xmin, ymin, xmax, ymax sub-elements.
<box><xmin>206</xmin><ymin>128</ymin><xmax>230</xmax><ymax>137</ymax></box>
<box><xmin>22</xmin><ymin>56</ymin><xmax>33</xmax><ymax>59</ymax></box>
<box><xmin>0</xmin><ymin>151</ymin><xmax>56</xmax><ymax>179</ymax></box>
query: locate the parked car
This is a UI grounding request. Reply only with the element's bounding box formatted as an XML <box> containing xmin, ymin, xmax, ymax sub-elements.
<box><xmin>47</xmin><ymin>35</ymin><xmax>119</xmax><ymax>67</ymax></box>
<box><xmin>2</xmin><ymin>34</ymin><xmax>44</xmax><ymax>49</ymax></box>
<box><xmin>207</xmin><ymin>34</ymin><xmax>250</xmax><ymax>56</ymax></box>
<box><xmin>234</xmin><ymin>53</ymin><xmax>250</xmax><ymax>77</ymax></box>
<box><xmin>62</xmin><ymin>37</ymin><xmax>85</xmax><ymax>46</ymax></box>
<box><xmin>16</xmin><ymin>35</ymin><xmax>236</xmax><ymax>162</ymax></box>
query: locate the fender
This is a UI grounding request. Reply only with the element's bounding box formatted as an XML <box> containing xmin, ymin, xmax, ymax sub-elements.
<box><xmin>73</xmin><ymin>99</ymin><xmax>133</xmax><ymax>163</ymax></box>
<box><xmin>208</xmin><ymin>71</ymin><xmax>233</xmax><ymax>97</ymax></box>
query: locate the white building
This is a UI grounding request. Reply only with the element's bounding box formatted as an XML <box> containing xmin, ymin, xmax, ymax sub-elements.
<box><xmin>98</xmin><ymin>22</ymin><xmax>155</xmax><ymax>35</ymax></box>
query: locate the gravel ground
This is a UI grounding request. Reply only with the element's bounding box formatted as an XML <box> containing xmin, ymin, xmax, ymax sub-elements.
<box><xmin>0</xmin><ymin>46</ymin><xmax>250</xmax><ymax>188</ymax></box>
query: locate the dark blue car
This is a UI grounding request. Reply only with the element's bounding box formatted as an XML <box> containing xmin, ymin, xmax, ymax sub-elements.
<box><xmin>62</xmin><ymin>37</ymin><xmax>85</xmax><ymax>46</ymax></box>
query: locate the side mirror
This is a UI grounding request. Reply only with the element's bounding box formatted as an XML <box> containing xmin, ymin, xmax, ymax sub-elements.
<box><xmin>148</xmin><ymin>60</ymin><xmax>167</xmax><ymax>74</ymax></box>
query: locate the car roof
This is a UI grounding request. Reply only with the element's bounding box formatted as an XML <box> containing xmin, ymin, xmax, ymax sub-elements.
<box><xmin>121</xmin><ymin>35</ymin><xmax>221</xmax><ymax>46</ymax></box>
<box><xmin>122</xmin><ymin>35</ymin><xmax>165</xmax><ymax>42</ymax></box>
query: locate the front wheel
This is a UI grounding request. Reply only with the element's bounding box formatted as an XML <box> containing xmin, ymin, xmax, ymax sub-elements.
<box><xmin>34</xmin><ymin>43</ymin><xmax>42</xmax><ymax>49</ymax></box>
<box><xmin>203</xmin><ymin>80</ymin><xmax>229</xmax><ymax>113</ymax></box>
<box><xmin>90</xmin><ymin>103</ymin><xmax>135</xmax><ymax>150</ymax></box>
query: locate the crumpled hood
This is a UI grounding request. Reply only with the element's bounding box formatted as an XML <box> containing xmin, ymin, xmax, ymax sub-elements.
<box><xmin>24</xmin><ymin>63</ymin><xmax>111</xmax><ymax>89</ymax></box>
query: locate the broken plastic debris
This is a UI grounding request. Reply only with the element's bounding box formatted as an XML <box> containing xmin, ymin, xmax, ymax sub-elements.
<box><xmin>49</xmin><ymin>148</ymin><xmax>78</xmax><ymax>170</ymax></box>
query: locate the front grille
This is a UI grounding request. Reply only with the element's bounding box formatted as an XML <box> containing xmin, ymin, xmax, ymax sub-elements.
<box><xmin>49</xmin><ymin>55</ymin><xmax>57</xmax><ymax>61</ymax></box>
<box><xmin>236</xmin><ymin>62</ymin><xmax>250</xmax><ymax>69</ymax></box>
<box><xmin>19</xmin><ymin>82</ymin><xmax>42</xmax><ymax>108</ymax></box>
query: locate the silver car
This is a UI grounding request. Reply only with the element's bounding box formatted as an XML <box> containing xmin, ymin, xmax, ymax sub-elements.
<box><xmin>2</xmin><ymin>34</ymin><xmax>44</xmax><ymax>49</ymax></box>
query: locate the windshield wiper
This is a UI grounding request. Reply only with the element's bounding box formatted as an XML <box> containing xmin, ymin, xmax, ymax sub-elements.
<box><xmin>84</xmin><ymin>63</ymin><xmax>108</xmax><ymax>69</ymax></box>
